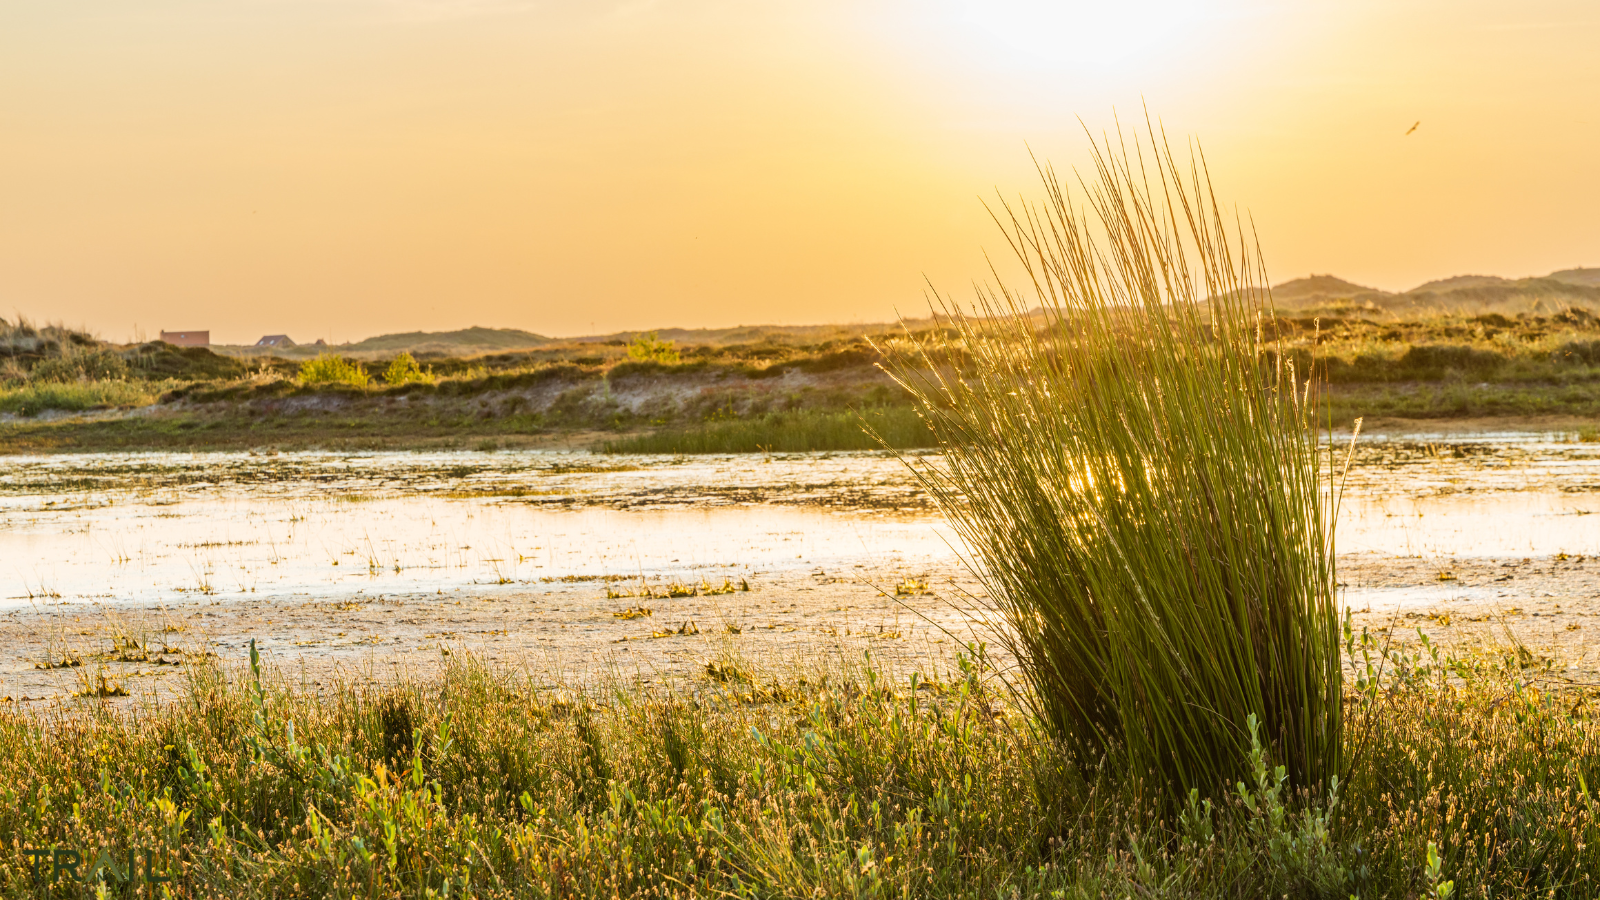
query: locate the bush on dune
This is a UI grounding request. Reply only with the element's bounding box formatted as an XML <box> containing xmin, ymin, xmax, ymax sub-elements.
<box><xmin>382</xmin><ymin>351</ymin><xmax>434</xmax><ymax>385</ymax></box>
<box><xmin>299</xmin><ymin>354</ymin><xmax>369</xmax><ymax>387</ymax></box>
<box><xmin>626</xmin><ymin>331</ymin><xmax>681</xmax><ymax>364</ymax></box>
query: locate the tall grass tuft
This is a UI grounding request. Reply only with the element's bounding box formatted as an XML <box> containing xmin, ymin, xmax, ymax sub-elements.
<box><xmin>882</xmin><ymin>126</ymin><xmax>1343</xmax><ymax>799</ymax></box>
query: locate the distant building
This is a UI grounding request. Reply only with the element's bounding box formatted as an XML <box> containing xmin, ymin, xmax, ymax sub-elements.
<box><xmin>160</xmin><ymin>330</ymin><xmax>210</xmax><ymax>347</ymax></box>
<box><xmin>256</xmin><ymin>335</ymin><xmax>296</xmax><ymax>348</ymax></box>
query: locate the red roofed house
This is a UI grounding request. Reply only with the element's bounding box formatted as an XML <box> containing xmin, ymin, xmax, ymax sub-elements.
<box><xmin>160</xmin><ymin>330</ymin><xmax>209</xmax><ymax>347</ymax></box>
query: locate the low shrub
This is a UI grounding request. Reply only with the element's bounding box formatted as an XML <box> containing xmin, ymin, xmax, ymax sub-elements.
<box><xmin>626</xmin><ymin>331</ymin><xmax>680</xmax><ymax>364</ymax></box>
<box><xmin>1552</xmin><ymin>339</ymin><xmax>1600</xmax><ymax>365</ymax></box>
<box><xmin>299</xmin><ymin>354</ymin><xmax>368</xmax><ymax>387</ymax></box>
<box><xmin>382</xmin><ymin>352</ymin><xmax>433</xmax><ymax>385</ymax></box>
<box><xmin>1398</xmin><ymin>344</ymin><xmax>1506</xmax><ymax>377</ymax></box>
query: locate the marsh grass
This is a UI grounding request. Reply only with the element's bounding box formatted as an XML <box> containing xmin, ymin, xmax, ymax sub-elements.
<box><xmin>0</xmin><ymin>639</ymin><xmax>1594</xmax><ymax>898</ymax></box>
<box><xmin>28</xmin><ymin>346</ymin><xmax>129</xmax><ymax>383</ymax></box>
<box><xmin>0</xmin><ymin>379</ymin><xmax>176</xmax><ymax>416</ymax></box>
<box><xmin>1326</xmin><ymin>381</ymin><xmax>1600</xmax><ymax>423</ymax></box>
<box><xmin>0</xmin><ymin>315</ymin><xmax>99</xmax><ymax>363</ymax></box>
<box><xmin>882</xmin><ymin>129</ymin><xmax>1342</xmax><ymax>800</ymax></box>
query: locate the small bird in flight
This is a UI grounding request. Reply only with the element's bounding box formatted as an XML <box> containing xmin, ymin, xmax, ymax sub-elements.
<box><xmin>1405</xmin><ymin>121</ymin><xmax>1420</xmax><ymax>135</ymax></box>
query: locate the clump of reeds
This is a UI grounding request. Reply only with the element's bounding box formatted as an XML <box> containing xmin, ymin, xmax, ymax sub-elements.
<box><xmin>882</xmin><ymin>125</ymin><xmax>1343</xmax><ymax>799</ymax></box>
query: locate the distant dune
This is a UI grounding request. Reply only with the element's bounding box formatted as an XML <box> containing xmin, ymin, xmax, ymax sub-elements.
<box><xmin>1270</xmin><ymin>275</ymin><xmax>1391</xmax><ymax>305</ymax></box>
<box><xmin>1269</xmin><ymin>267</ymin><xmax>1600</xmax><ymax>317</ymax></box>
<box><xmin>213</xmin><ymin>268</ymin><xmax>1600</xmax><ymax>359</ymax></box>
<box><xmin>340</xmin><ymin>326</ymin><xmax>553</xmax><ymax>354</ymax></box>
<box><xmin>1550</xmin><ymin>267</ymin><xmax>1600</xmax><ymax>288</ymax></box>
<box><xmin>1408</xmin><ymin>275</ymin><xmax>1514</xmax><ymax>293</ymax></box>
<box><xmin>218</xmin><ymin>320</ymin><xmax>925</xmax><ymax>360</ymax></box>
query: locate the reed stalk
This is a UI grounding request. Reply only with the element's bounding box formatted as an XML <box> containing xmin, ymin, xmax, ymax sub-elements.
<box><xmin>882</xmin><ymin>124</ymin><xmax>1342</xmax><ymax>798</ymax></box>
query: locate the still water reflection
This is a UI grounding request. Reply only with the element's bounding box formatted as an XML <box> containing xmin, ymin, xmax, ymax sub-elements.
<box><xmin>3</xmin><ymin>432</ymin><xmax>1597</xmax><ymax>609</ymax></box>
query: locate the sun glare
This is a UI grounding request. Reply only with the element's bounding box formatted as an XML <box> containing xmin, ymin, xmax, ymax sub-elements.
<box><xmin>951</xmin><ymin>0</ymin><xmax>1219</xmax><ymax>72</ymax></box>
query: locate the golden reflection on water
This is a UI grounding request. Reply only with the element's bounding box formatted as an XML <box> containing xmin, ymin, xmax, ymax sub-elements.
<box><xmin>2</xmin><ymin>434</ymin><xmax>1597</xmax><ymax>609</ymax></box>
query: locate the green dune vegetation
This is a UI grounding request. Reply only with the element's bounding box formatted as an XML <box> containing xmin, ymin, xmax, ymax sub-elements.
<box><xmin>6</xmin><ymin>261</ymin><xmax>1600</xmax><ymax>453</ymax></box>
<box><xmin>5</xmin><ymin>285</ymin><xmax>1600</xmax><ymax>453</ymax></box>
<box><xmin>6</xmin><ymin>135</ymin><xmax>1599</xmax><ymax>898</ymax></box>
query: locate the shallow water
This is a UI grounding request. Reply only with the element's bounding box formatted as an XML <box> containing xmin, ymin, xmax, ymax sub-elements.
<box><xmin>4</xmin><ymin>433</ymin><xmax>1599</xmax><ymax>609</ymax></box>
<box><xmin>0</xmin><ymin>451</ymin><xmax>952</xmax><ymax>609</ymax></box>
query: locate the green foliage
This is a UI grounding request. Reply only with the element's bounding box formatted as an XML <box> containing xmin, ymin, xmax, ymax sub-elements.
<box><xmin>381</xmin><ymin>352</ymin><xmax>433</xmax><ymax>386</ymax></box>
<box><xmin>29</xmin><ymin>346</ymin><xmax>128</xmax><ymax>382</ymax></box>
<box><xmin>1232</xmin><ymin>715</ymin><xmax>1346</xmax><ymax>891</ymax></box>
<box><xmin>1340</xmin><ymin>619</ymin><xmax>1599</xmax><ymax>896</ymax></box>
<box><xmin>0</xmin><ymin>641</ymin><xmax>1593</xmax><ymax>898</ymax></box>
<box><xmin>299</xmin><ymin>354</ymin><xmax>369</xmax><ymax>387</ymax></box>
<box><xmin>11</xmin><ymin>299</ymin><xmax>1600</xmax><ymax>451</ymax></box>
<box><xmin>626</xmin><ymin>331</ymin><xmax>681</xmax><ymax>364</ymax></box>
<box><xmin>1327</xmin><ymin>381</ymin><xmax>1600</xmax><ymax>424</ymax></box>
<box><xmin>0</xmin><ymin>379</ymin><xmax>175</xmax><ymax>416</ymax></box>
<box><xmin>883</xmin><ymin>132</ymin><xmax>1343</xmax><ymax>801</ymax></box>
<box><xmin>1254</xmin><ymin>309</ymin><xmax>1600</xmax><ymax>387</ymax></box>
<box><xmin>602</xmin><ymin>407</ymin><xmax>933</xmax><ymax>453</ymax></box>
<box><xmin>1425</xmin><ymin>842</ymin><xmax>1457</xmax><ymax>900</ymax></box>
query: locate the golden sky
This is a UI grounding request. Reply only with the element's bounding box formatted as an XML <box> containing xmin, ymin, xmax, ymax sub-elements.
<box><xmin>2</xmin><ymin>0</ymin><xmax>1597</xmax><ymax>343</ymax></box>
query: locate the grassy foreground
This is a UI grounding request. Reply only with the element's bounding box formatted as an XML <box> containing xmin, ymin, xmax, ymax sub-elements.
<box><xmin>0</xmin><ymin>635</ymin><xmax>1594</xmax><ymax>899</ymax></box>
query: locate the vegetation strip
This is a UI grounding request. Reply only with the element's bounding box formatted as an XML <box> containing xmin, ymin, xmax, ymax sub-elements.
<box><xmin>0</xmin><ymin>636</ymin><xmax>1593</xmax><ymax>898</ymax></box>
<box><xmin>9</xmin><ymin>301</ymin><xmax>1600</xmax><ymax>454</ymax></box>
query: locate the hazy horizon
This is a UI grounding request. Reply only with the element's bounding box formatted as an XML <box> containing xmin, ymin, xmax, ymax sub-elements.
<box><xmin>4</xmin><ymin>1</ymin><xmax>1597</xmax><ymax>345</ymax></box>
<box><xmin>15</xmin><ymin>263</ymin><xmax>1583</xmax><ymax>348</ymax></box>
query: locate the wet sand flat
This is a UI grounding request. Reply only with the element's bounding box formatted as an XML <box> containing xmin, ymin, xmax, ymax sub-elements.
<box><xmin>5</xmin><ymin>550</ymin><xmax>1597</xmax><ymax>704</ymax></box>
<box><xmin>4</xmin><ymin>432</ymin><xmax>1600</xmax><ymax>702</ymax></box>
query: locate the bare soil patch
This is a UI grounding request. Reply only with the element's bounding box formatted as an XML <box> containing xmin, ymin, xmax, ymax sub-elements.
<box><xmin>5</xmin><ymin>551</ymin><xmax>1596</xmax><ymax>705</ymax></box>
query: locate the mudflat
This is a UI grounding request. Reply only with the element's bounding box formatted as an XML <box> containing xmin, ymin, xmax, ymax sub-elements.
<box><xmin>3</xmin><ymin>430</ymin><xmax>1598</xmax><ymax>703</ymax></box>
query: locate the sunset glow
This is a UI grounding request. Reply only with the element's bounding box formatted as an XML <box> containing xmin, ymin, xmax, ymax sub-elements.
<box><xmin>2</xmin><ymin>0</ymin><xmax>1596</xmax><ymax>343</ymax></box>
